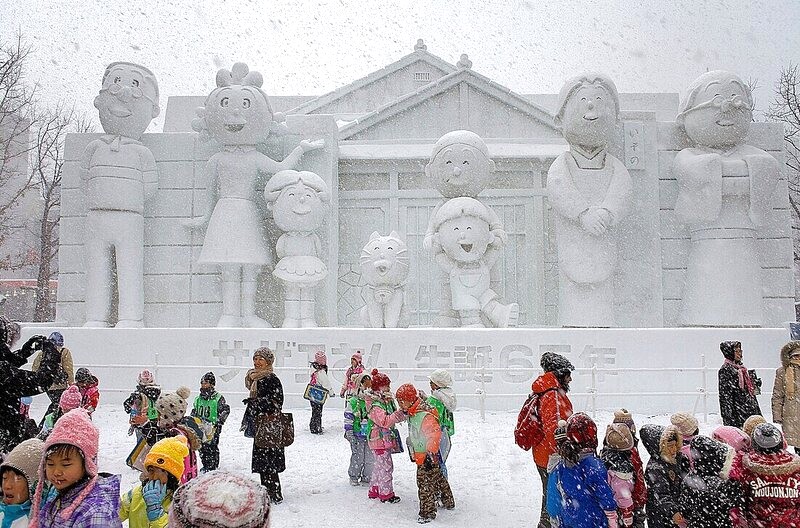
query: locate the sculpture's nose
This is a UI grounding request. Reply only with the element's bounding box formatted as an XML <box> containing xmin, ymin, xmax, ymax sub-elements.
<box><xmin>299</xmin><ymin>195</ymin><xmax>307</xmax><ymax>203</ymax></box>
<box><xmin>586</xmin><ymin>99</ymin><xmax>595</xmax><ymax>110</ymax></box>
<box><xmin>453</xmin><ymin>166</ymin><xmax>462</xmax><ymax>177</ymax></box>
<box><xmin>117</xmin><ymin>86</ymin><xmax>134</xmax><ymax>102</ymax></box>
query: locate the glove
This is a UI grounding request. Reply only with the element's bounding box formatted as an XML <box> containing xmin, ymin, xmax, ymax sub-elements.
<box><xmin>20</xmin><ymin>335</ymin><xmax>45</xmax><ymax>356</ymax></box>
<box><xmin>142</xmin><ymin>480</ymin><xmax>167</xmax><ymax>521</ymax></box>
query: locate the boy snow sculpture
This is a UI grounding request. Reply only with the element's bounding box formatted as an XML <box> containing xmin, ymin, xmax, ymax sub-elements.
<box><xmin>82</xmin><ymin>62</ymin><xmax>160</xmax><ymax>327</ymax></box>
<box><xmin>359</xmin><ymin>231</ymin><xmax>409</xmax><ymax>328</ymax></box>
<box><xmin>429</xmin><ymin>197</ymin><xmax>518</xmax><ymax>328</ymax></box>
<box><xmin>547</xmin><ymin>73</ymin><xmax>632</xmax><ymax>327</ymax></box>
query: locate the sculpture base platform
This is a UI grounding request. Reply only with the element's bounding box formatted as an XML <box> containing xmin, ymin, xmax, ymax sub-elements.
<box><xmin>20</xmin><ymin>326</ymin><xmax>790</xmax><ymax>414</ymax></box>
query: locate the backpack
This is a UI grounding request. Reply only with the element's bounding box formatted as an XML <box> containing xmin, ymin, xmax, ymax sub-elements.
<box><xmin>514</xmin><ymin>388</ymin><xmax>555</xmax><ymax>451</ymax></box>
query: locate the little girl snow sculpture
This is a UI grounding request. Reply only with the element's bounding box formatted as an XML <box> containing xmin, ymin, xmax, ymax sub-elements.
<box><xmin>547</xmin><ymin>73</ymin><xmax>632</xmax><ymax>327</ymax></box>
<box><xmin>189</xmin><ymin>63</ymin><xmax>320</xmax><ymax>327</ymax></box>
<box><xmin>429</xmin><ymin>197</ymin><xmax>518</xmax><ymax>328</ymax></box>
<box><xmin>265</xmin><ymin>170</ymin><xmax>329</xmax><ymax>328</ymax></box>
<box><xmin>359</xmin><ymin>232</ymin><xmax>409</xmax><ymax>328</ymax></box>
<box><xmin>673</xmin><ymin>71</ymin><xmax>779</xmax><ymax>326</ymax></box>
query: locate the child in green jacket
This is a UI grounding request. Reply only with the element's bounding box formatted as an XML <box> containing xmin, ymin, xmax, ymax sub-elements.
<box><xmin>427</xmin><ymin>369</ymin><xmax>456</xmax><ymax>478</ymax></box>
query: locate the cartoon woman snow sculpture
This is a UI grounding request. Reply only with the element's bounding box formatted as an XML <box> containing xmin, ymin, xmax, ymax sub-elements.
<box><xmin>265</xmin><ymin>170</ymin><xmax>330</xmax><ymax>328</ymax></box>
<box><xmin>189</xmin><ymin>63</ymin><xmax>320</xmax><ymax>327</ymax></box>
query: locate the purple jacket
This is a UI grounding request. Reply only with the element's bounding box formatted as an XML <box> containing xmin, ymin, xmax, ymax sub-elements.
<box><xmin>36</xmin><ymin>475</ymin><xmax>122</xmax><ymax>528</ymax></box>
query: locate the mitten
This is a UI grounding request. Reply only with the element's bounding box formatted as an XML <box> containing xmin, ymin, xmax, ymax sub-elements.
<box><xmin>142</xmin><ymin>480</ymin><xmax>167</xmax><ymax>521</ymax></box>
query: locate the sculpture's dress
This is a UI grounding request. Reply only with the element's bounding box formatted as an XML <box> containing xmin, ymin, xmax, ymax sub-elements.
<box><xmin>674</xmin><ymin>145</ymin><xmax>779</xmax><ymax>326</ymax></box>
<box><xmin>273</xmin><ymin>233</ymin><xmax>327</xmax><ymax>285</ymax></box>
<box><xmin>198</xmin><ymin>150</ymin><xmax>272</xmax><ymax>265</ymax></box>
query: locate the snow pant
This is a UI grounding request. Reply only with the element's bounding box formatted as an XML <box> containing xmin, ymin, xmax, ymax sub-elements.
<box><xmin>346</xmin><ymin>432</ymin><xmax>374</xmax><ymax>482</ymax></box>
<box><xmin>310</xmin><ymin>401</ymin><xmax>323</xmax><ymax>433</ymax></box>
<box><xmin>199</xmin><ymin>425</ymin><xmax>221</xmax><ymax>470</ymax></box>
<box><xmin>417</xmin><ymin>463</ymin><xmax>455</xmax><ymax>520</ymax></box>
<box><xmin>438</xmin><ymin>429</ymin><xmax>451</xmax><ymax>479</ymax></box>
<box><xmin>369</xmin><ymin>450</ymin><xmax>395</xmax><ymax>500</ymax></box>
<box><xmin>260</xmin><ymin>469</ymin><xmax>282</xmax><ymax>502</ymax></box>
<box><xmin>537</xmin><ymin>465</ymin><xmax>551</xmax><ymax>528</ymax></box>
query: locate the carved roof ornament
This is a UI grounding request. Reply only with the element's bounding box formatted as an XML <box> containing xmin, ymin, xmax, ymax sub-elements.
<box><xmin>414</xmin><ymin>39</ymin><xmax>427</xmax><ymax>52</ymax></box>
<box><xmin>457</xmin><ymin>54</ymin><xmax>472</xmax><ymax>70</ymax></box>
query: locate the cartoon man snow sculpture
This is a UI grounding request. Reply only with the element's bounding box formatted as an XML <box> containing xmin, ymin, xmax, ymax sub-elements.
<box><xmin>81</xmin><ymin>62</ymin><xmax>160</xmax><ymax>327</ymax></box>
<box><xmin>547</xmin><ymin>73</ymin><xmax>632</xmax><ymax>327</ymax></box>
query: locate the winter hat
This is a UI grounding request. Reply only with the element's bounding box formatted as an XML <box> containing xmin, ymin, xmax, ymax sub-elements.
<box><xmin>670</xmin><ymin>412</ymin><xmax>699</xmax><ymax>438</ymax></box>
<box><xmin>156</xmin><ymin>387</ymin><xmax>191</xmax><ymax>426</ymax></box>
<box><xmin>612</xmin><ymin>408</ymin><xmax>636</xmax><ymax>434</ymax></box>
<box><xmin>604</xmin><ymin>423</ymin><xmax>634</xmax><ymax>451</ymax></box>
<box><xmin>540</xmin><ymin>352</ymin><xmax>574</xmax><ymax>374</ymax></box>
<box><xmin>253</xmin><ymin>347</ymin><xmax>275</xmax><ymax>364</ymax></box>
<box><xmin>42</xmin><ymin>408</ymin><xmax>99</xmax><ymax>477</ymax></box>
<box><xmin>351</xmin><ymin>352</ymin><xmax>363</xmax><ymax>363</ymax></box>
<box><xmin>712</xmin><ymin>425</ymin><xmax>751</xmax><ymax>453</ymax></box>
<box><xmin>752</xmin><ymin>423</ymin><xmax>784</xmax><ymax>454</ymax></box>
<box><xmin>48</xmin><ymin>331</ymin><xmax>64</xmax><ymax>347</ymax></box>
<box><xmin>202</xmin><ymin>372</ymin><xmax>216</xmax><ymax>386</ymax></box>
<box><xmin>690</xmin><ymin>436</ymin><xmax>732</xmax><ymax>478</ymax></box>
<box><xmin>144</xmin><ymin>436</ymin><xmax>189</xmax><ymax>481</ymax></box>
<box><xmin>638</xmin><ymin>424</ymin><xmax>665</xmax><ymax>459</ymax></box>
<box><xmin>313</xmin><ymin>351</ymin><xmax>327</xmax><ymax>366</ymax></box>
<box><xmin>370</xmin><ymin>369</ymin><xmax>390</xmax><ymax>391</ymax></box>
<box><xmin>0</xmin><ymin>438</ymin><xmax>45</xmax><ymax>492</ymax></box>
<box><xmin>75</xmin><ymin>367</ymin><xmax>96</xmax><ymax>384</ymax></box>
<box><xmin>395</xmin><ymin>383</ymin><xmax>418</xmax><ymax>404</ymax></box>
<box><xmin>59</xmin><ymin>385</ymin><xmax>83</xmax><ymax>412</ymax></box>
<box><xmin>168</xmin><ymin>471</ymin><xmax>270</xmax><ymax>528</ymax></box>
<box><xmin>565</xmin><ymin>412</ymin><xmax>598</xmax><ymax>450</ymax></box>
<box><xmin>742</xmin><ymin>415</ymin><xmax>767</xmax><ymax>438</ymax></box>
<box><xmin>720</xmin><ymin>341</ymin><xmax>741</xmax><ymax>361</ymax></box>
<box><xmin>429</xmin><ymin>369</ymin><xmax>453</xmax><ymax>388</ymax></box>
<box><xmin>138</xmin><ymin>369</ymin><xmax>156</xmax><ymax>386</ymax></box>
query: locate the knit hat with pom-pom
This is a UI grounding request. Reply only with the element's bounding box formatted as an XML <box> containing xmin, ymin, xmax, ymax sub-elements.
<box><xmin>156</xmin><ymin>387</ymin><xmax>191</xmax><ymax>427</ymax></box>
<box><xmin>58</xmin><ymin>385</ymin><xmax>82</xmax><ymax>412</ymax></box>
<box><xmin>743</xmin><ymin>415</ymin><xmax>766</xmax><ymax>438</ymax></box>
<box><xmin>604</xmin><ymin>423</ymin><xmax>634</xmax><ymax>451</ymax></box>
<box><xmin>144</xmin><ymin>436</ymin><xmax>189</xmax><ymax>481</ymax></box>
<box><xmin>138</xmin><ymin>369</ymin><xmax>156</xmax><ymax>386</ymax></box>
<box><xmin>168</xmin><ymin>470</ymin><xmax>270</xmax><ymax>528</ymax></box>
<box><xmin>370</xmin><ymin>369</ymin><xmax>391</xmax><ymax>391</ymax></box>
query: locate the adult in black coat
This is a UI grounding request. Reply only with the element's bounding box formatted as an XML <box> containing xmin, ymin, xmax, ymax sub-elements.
<box><xmin>641</xmin><ymin>424</ymin><xmax>686</xmax><ymax>528</ymax></box>
<box><xmin>244</xmin><ymin>347</ymin><xmax>285</xmax><ymax>503</ymax></box>
<box><xmin>679</xmin><ymin>435</ymin><xmax>742</xmax><ymax>528</ymax></box>
<box><xmin>0</xmin><ymin>319</ymin><xmax>61</xmax><ymax>454</ymax></box>
<box><xmin>718</xmin><ymin>341</ymin><xmax>761</xmax><ymax>428</ymax></box>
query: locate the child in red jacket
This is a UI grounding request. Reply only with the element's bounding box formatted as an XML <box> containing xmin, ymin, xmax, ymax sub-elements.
<box><xmin>75</xmin><ymin>367</ymin><xmax>100</xmax><ymax>416</ymax></box>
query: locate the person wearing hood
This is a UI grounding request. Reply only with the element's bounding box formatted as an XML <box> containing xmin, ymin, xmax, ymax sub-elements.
<box><xmin>731</xmin><ymin>423</ymin><xmax>800</xmax><ymax>527</ymax></box>
<box><xmin>0</xmin><ymin>438</ymin><xmax>45</xmax><ymax>527</ymax></box>
<box><xmin>340</xmin><ymin>352</ymin><xmax>365</xmax><ymax>399</ymax></box>
<box><xmin>426</xmin><ymin>368</ymin><xmax>456</xmax><ymax>479</ymax></box>
<box><xmin>39</xmin><ymin>385</ymin><xmax>83</xmax><ymax>441</ymax></box>
<box><xmin>191</xmin><ymin>372</ymin><xmax>230</xmax><ymax>472</ymax></box>
<box><xmin>32</xmin><ymin>331</ymin><xmax>74</xmax><ymax>420</ymax></box>
<box><xmin>531</xmin><ymin>352</ymin><xmax>574</xmax><ymax>528</ymax></box>
<box><xmin>611</xmin><ymin>409</ymin><xmax>646</xmax><ymax>528</ymax></box>
<box><xmin>74</xmin><ymin>367</ymin><xmax>100</xmax><ymax>416</ymax></box>
<box><xmin>0</xmin><ymin>318</ymin><xmax>61</xmax><ymax>455</ymax></box>
<box><xmin>718</xmin><ymin>341</ymin><xmax>761</xmax><ymax>428</ymax></box>
<box><xmin>344</xmin><ymin>372</ymin><xmax>374</xmax><ymax>487</ymax></box>
<box><xmin>678</xmin><ymin>436</ymin><xmax>742</xmax><ymax>528</ymax></box>
<box><xmin>772</xmin><ymin>340</ymin><xmax>800</xmax><ymax>453</ymax></box>
<box><xmin>641</xmin><ymin>424</ymin><xmax>687</xmax><ymax>528</ymax></box>
<box><xmin>123</xmin><ymin>370</ymin><xmax>162</xmax><ymax>443</ymax></box>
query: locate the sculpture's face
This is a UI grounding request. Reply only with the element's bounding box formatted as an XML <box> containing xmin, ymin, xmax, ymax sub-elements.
<box><xmin>437</xmin><ymin>215</ymin><xmax>491</xmax><ymax>263</ymax></box>
<box><xmin>682</xmin><ymin>80</ymin><xmax>751</xmax><ymax>147</ymax></box>
<box><xmin>94</xmin><ymin>65</ymin><xmax>158</xmax><ymax>140</ymax></box>
<box><xmin>359</xmin><ymin>234</ymin><xmax>409</xmax><ymax>286</ymax></box>
<box><xmin>271</xmin><ymin>182</ymin><xmax>326</xmax><ymax>232</ymax></box>
<box><xmin>561</xmin><ymin>84</ymin><xmax>616</xmax><ymax>149</ymax></box>
<box><xmin>427</xmin><ymin>144</ymin><xmax>493</xmax><ymax>198</ymax></box>
<box><xmin>204</xmin><ymin>85</ymin><xmax>272</xmax><ymax>146</ymax></box>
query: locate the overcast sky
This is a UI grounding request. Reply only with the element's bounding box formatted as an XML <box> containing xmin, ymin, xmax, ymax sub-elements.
<box><xmin>2</xmin><ymin>0</ymin><xmax>798</xmax><ymax>131</ymax></box>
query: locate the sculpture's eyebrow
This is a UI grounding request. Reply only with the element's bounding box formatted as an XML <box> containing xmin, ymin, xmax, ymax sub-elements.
<box><xmin>704</xmin><ymin>80</ymin><xmax>722</xmax><ymax>90</ymax></box>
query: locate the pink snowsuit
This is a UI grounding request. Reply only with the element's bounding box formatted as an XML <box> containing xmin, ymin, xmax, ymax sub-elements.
<box><xmin>608</xmin><ymin>470</ymin><xmax>635</xmax><ymax>526</ymax></box>
<box><xmin>366</xmin><ymin>394</ymin><xmax>405</xmax><ymax>501</ymax></box>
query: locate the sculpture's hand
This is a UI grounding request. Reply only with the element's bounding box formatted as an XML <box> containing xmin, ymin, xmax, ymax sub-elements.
<box><xmin>182</xmin><ymin>216</ymin><xmax>209</xmax><ymax>229</ymax></box>
<box><xmin>300</xmin><ymin>139</ymin><xmax>325</xmax><ymax>152</ymax></box>
<box><xmin>490</xmin><ymin>229</ymin><xmax>507</xmax><ymax>247</ymax></box>
<box><xmin>422</xmin><ymin>233</ymin><xmax>434</xmax><ymax>251</ymax></box>
<box><xmin>579</xmin><ymin>207</ymin><xmax>608</xmax><ymax>236</ymax></box>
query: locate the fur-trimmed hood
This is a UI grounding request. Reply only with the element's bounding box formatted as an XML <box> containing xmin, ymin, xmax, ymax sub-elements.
<box><xmin>780</xmin><ymin>341</ymin><xmax>800</xmax><ymax>367</ymax></box>
<box><xmin>742</xmin><ymin>450</ymin><xmax>800</xmax><ymax>476</ymax></box>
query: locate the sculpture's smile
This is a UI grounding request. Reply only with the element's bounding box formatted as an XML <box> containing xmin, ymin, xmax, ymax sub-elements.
<box><xmin>292</xmin><ymin>207</ymin><xmax>311</xmax><ymax>215</ymax></box>
<box><xmin>224</xmin><ymin>124</ymin><xmax>245</xmax><ymax>132</ymax></box>
<box><xmin>109</xmin><ymin>105</ymin><xmax>132</xmax><ymax>117</ymax></box>
<box><xmin>715</xmin><ymin>118</ymin><xmax>735</xmax><ymax>127</ymax></box>
<box><xmin>583</xmin><ymin>115</ymin><xmax>599</xmax><ymax>121</ymax></box>
<box><xmin>460</xmin><ymin>243</ymin><xmax>473</xmax><ymax>253</ymax></box>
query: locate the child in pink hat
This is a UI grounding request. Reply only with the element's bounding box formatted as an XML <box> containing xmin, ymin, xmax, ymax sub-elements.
<box><xmin>38</xmin><ymin>385</ymin><xmax>83</xmax><ymax>440</ymax></box>
<box><xmin>30</xmin><ymin>408</ymin><xmax>122</xmax><ymax>527</ymax></box>
<box><xmin>340</xmin><ymin>352</ymin><xmax>365</xmax><ymax>398</ymax></box>
<box><xmin>308</xmin><ymin>351</ymin><xmax>332</xmax><ymax>434</ymax></box>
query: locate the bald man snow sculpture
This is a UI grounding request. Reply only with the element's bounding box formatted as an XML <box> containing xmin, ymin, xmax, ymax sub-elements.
<box><xmin>547</xmin><ymin>73</ymin><xmax>632</xmax><ymax>327</ymax></box>
<box><xmin>674</xmin><ymin>70</ymin><xmax>779</xmax><ymax>326</ymax></box>
<box><xmin>81</xmin><ymin>62</ymin><xmax>160</xmax><ymax>327</ymax></box>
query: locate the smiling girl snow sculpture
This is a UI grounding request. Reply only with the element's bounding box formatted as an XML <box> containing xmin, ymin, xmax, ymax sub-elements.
<box><xmin>674</xmin><ymin>71</ymin><xmax>779</xmax><ymax>326</ymax></box>
<box><xmin>189</xmin><ymin>63</ymin><xmax>320</xmax><ymax>327</ymax></box>
<box><xmin>430</xmin><ymin>197</ymin><xmax>519</xmax><ymax>328</ymax></box>
<box><xmin>547</xmin><ymin>73</ymin><xmax>632</xmax><ymax>327</ymax></box>
<box><xmin>265</xmin><ymin>170</ymin><xmax>329</xmax><ymax>328</ymax></box>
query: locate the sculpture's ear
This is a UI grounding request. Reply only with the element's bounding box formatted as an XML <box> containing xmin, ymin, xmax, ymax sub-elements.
<box><xmin>368</xmin><ymin>231</ymin><xmax>380</xmax><ymax>242</ymax></box>
<box><xmin>93</xmin><ymin>95</ymin><xmax>101</xmax><ymax>110</ymax></box>
<box><xmin>151</xmin><ymin>104</ymin><xmax>161</xmax><ymax>119</ymax></box>
<box><xmin>389</xmin><ymin>230</ymin><xmax>400</xmax><ymax>240</ymax></box>
<box><xmin>488</xmin><ymin>159</ymin><xmax>496</xmax><ymax>173</ymax></box>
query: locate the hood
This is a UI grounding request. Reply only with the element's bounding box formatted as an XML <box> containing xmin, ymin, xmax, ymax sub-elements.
<box><xmin>639</xmin><ymin>424</ymin><xmax>665</xmax><ymax>459</ymax></box>
<box><xmin>720</xmin><ymin>341</ymin><xmax>740</xmax><ymax>361</ymax></box>
<box><xmin>742</xmin><ymin>450</ymin><xmax>800</xmax><ymax>476</ymax></box>
<box><xmin>431</xmin><ymin>387</ymin><xmax>457</xmax><ymax>412</ymax></box>
<box><xmin>712</xmin><ymin>425</ymin><xmax>750</xmax><ymax>453</ymax></box>
<box><xmin>141</xmin><ymin>385</ymin><xmax>162</xmax><ymax>400</ymax></box>
<box><xmin>780</xmin><ymin>341</ymin><xmax>800</xmax><ymax>367</ymax></box>
<box><xmin>691</xmin><ymin>436</ymin><xmax>730</xmax><ymax>477</ymax></box>
<box><xmin>532</xmin><ymin>371</ymin><xmax>561</xmax><ymax>394</ymax></box>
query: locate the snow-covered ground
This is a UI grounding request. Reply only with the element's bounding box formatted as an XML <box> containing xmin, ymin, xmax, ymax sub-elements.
<box><xmin>29</xmin><ymin>399</ymin><xmax>729</xmax><ymax>527</ymax></box>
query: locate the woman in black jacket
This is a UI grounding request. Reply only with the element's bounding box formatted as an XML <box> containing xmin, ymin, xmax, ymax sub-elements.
<box><xmin>718</xmin><ymin>340</ymin><xmax>761</xmax><ymax>428</ymax></box>
<box><xmin>244</xmin><ymin>346</ymin><xmax>285</xmax><ymax>503</ymax></box>
<box><xmin>641</xmin><ymin>424</ymin><xmax>687</xmax><ymax>528</ymax></box>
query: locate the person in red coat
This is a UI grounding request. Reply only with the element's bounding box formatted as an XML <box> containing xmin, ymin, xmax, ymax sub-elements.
<box><xmin>532</xmin><ymin>352</ymin><xmax>574</xmax><ymax>528</ymax></box>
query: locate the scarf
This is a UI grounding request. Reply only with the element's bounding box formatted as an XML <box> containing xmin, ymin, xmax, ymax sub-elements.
<box><xmin>724</xmin><ymin>358</ymin><xmax>755</xmax><ymax>395</ymax></box>
<box><xmin>0</xmin><ymin>501</ymin><xmax>30</xmax><ymax>528</ymax></box>
<box><xmin>245</xmin><ymin>366</ymin><xmax>274</xmax><ymax>398</ymax></box>
<box><xmin>786</xmin><ymin>358</ymin><xmax>800</xmax><ymax>400</ymax></box>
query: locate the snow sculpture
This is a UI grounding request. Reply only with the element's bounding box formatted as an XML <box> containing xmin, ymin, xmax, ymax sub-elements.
<box><xmin>359</xmin><ymin>231</ymin><xmax>409</xmax><ymax>328</ymax></box>
<box><xmin>188</xmin><ymin>63</ymin><xmax>320</xmax><ymax>327</ymax></box>
<box><xmin>674</xmin><ymin>71</ymin><xmax>779</xmax><ymax>326</ymax></box>
<box><xmin>82</xmin><ymin>62</ymin><xmax>160</xmax><ymax>328</ymax></box>
<box><xmin>265</xmin><ymin>170</ymin><xmax>330</xmax><ymax>328</ymax></box>
<box><xmin>429</xmin><ymin>197</ymin><xmax>519</xmax><ymax>328</ymax></box>
<box><xmin>423</xmin><ymin>130</ymin><xmax>505</xmax><ymax>326</ymax></box>
<box><xmin>547</xmin><ymin>73</ymin><xmax>632</xmax><ymax>327</ymax></box>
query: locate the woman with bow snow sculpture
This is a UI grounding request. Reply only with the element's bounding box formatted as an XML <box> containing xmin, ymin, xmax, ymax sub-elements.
<box><xmin>189</xmin><ymin>63</ymin><xmax>320</xmax><ymax>327</ymax></box>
